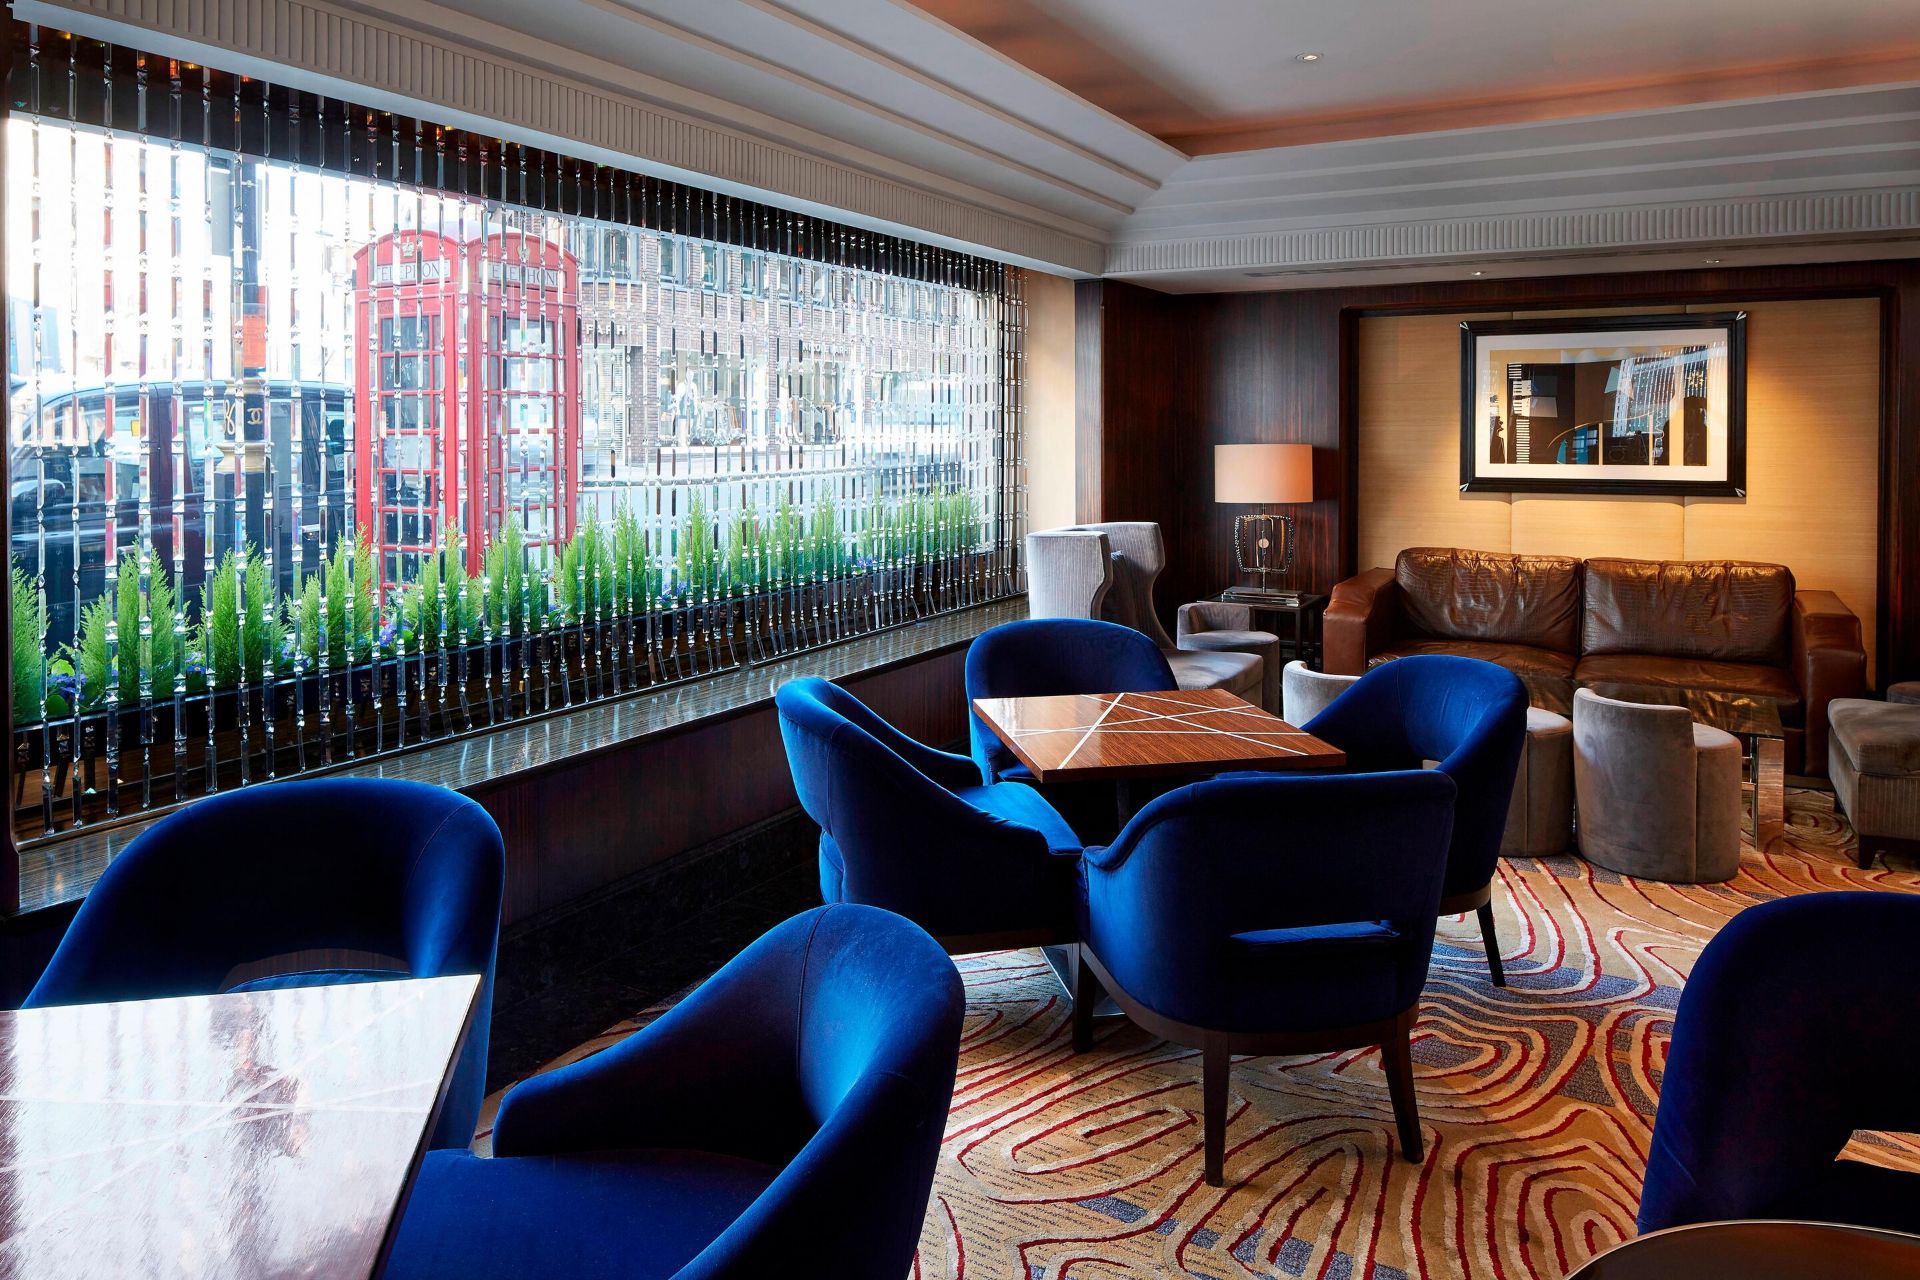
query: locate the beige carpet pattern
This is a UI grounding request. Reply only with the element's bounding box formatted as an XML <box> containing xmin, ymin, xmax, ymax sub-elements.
<box><xmin>484</xmin><ymin>791</ymin><xmax>1919</xmax><ymax>1280</ymax></box>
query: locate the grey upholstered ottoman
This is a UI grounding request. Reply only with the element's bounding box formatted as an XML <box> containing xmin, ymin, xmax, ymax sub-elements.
<box><xmin>1828</xmin><ymin>697</ymin><xmax>1920</xmax><ymax>870</ymax></box>
<box><xmin>1572</xmin><ymin>689</ymin><xmax>1742</xmax><ymax>883</ymax></box>
<box><xmin>1503</xmin><ymin>708</ymin><xmax>1574</xmax><ymax>858</ymax></box>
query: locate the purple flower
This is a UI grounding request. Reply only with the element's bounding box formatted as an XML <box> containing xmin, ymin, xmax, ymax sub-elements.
<box><xmin>377</xmin><ymin>617</ymin><xmax>399</xmax><ymax>648</ymax></box>
<box><xmin>48</xmin><ymin>672</ymin><xmax>84</xmax><ymax>705</ymax></box>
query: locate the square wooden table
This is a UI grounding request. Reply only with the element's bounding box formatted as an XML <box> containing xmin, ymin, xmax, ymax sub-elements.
<box><xmin>971</xmin><ymin>687</ymin><xmax>1346</xmax><ymax>784</ymax></box>
<box><xmin>0</xmin><ymin>974</ymin><xmax>480</xmax><ymax>1280</ymax></box>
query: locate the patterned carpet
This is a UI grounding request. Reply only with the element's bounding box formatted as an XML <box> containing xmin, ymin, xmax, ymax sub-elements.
<box><xmin>482</xmin><ymin>790</ymin><xmax>1919</xmax><ymax>1280</ymax></box>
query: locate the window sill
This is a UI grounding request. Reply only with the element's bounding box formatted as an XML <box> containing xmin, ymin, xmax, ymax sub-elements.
<box><xmin>12</xmin><ymin>597</ymin><xmax>1025</xmax><ymax>918</ymax></box>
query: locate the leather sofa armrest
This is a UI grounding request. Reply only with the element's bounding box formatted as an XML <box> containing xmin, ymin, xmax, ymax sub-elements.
<box><xmin>1325</xmin><ymin>568</ymin><xmax>1398</xmax><ymax>675</ymax></box>
<box><xmin>1791</xmin><ymin>590</ymin><xmax>1867</xmax><ymax>779</ymax></box>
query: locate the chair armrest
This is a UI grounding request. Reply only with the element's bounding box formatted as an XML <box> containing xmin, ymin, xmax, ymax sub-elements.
<box><xmin>1324</xmin><ymin>568</ymin><xmax>1397</xmax><ymax>675</ymax></box>
<box><xmin>1176</xmin><ymin>600</ymin><xmax>1251</xmax><ymax>642</ymax></box>
<box><xmin>1791</xmin><ymin>590</ymin><xmax>1867</xmax><ymax>778</ymax></box>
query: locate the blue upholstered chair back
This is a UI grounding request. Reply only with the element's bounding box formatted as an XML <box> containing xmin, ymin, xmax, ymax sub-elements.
<box><xmin>1638</xmin><ymin>892</ymin><xmax>1920</xmax><ymax>1235</ymax></box>
<box><xmin>776</xmin><ymin>676</ymin><xmax>1063</xmax><ymax>936</ymax></box>
<box><xmin>1302</xmin><ymin>654</ymin><xmax>1528</xmax><ymax>898</ymax></box>
<box><xmin>484</xmin><ymin>904</ymin><xmax>965</xmax><ymax>1278</ymax></box>
<box><xmin>26</xmin><ymin>778</ymin><xmax>504</xmax><ymax>1150</ymax></box>
<box><xmin>964</xmin><ymin>618</ymin><xmax>1176</xmax><ymax>781</ymax></box>
<box><xmin>1080</xmin><ymin>770</ymin><xmax>1456</xmax><ymax>1032</ymax></box>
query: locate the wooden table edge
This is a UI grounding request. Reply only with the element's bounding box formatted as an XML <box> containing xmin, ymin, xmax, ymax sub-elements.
<box><xmin>969</xmin><ymin>694</ymin><xmax>1346</xmax><ymax>785</ymax></box>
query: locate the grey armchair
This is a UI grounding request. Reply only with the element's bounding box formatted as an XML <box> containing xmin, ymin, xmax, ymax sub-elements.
<box><xmin>1025</xmin><ymin>524</ymin><xmax>1268</xmax><ymax>709</ymax></box>
<box><xmin>1178</xmin><ymin>601</ymin><xmax>1281</xmax><ymax>712</ymax></box>
<box><xmin>1572</xmin><ymin>688</ymin><xmax>1742</xmax><ymax>883</ymax></box>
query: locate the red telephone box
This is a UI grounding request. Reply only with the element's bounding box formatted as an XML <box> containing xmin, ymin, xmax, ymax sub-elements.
<box><xmin>352</xmin><ymin>228</ymin><xmax>579</xmax><ymax>597</ymax></box>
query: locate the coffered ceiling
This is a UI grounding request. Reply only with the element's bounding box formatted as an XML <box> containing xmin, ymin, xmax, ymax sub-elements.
<box><xmin>23</xmin><ymin>0</ymin><xmax>1920</xmax><ymax>290</ymax></box>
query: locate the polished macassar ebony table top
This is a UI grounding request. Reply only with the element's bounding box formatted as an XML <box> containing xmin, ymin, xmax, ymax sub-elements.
<box><xmin>971</xmin><ymin>688</ymin><xmax>1346</xmax><ymax>784</ymax></box>
<box><xmin>0</xmin><ymin>974</ymin><xmax>480</xmax><ymax>1280</ymax></box>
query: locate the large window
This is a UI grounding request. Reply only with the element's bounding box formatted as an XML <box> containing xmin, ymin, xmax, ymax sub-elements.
<box><xmin>4</xmin><ymin>30</ymin><xmax>1026</xmax><ymax>846</ymax></box>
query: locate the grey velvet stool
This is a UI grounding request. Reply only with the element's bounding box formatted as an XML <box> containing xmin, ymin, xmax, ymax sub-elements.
<box><xmin>1888</xmin><ymin>682</ymin><xmax>1920</xmax><ymax>706</ymax></box>
<box><xmin>1503</xmin><ymin>708</ymin><xmax>1574</xmax><ymax>857</ymax></box>
<box><xmin>1572</xmin><ymin>688</ymin><xmax>1742</xmax><ymax>883</ymax></box>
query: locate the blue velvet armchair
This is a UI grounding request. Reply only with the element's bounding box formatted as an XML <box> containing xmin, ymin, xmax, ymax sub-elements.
<box><xmin>1074</xmin><ymin>770</ymin><xmax>1457</xmax><ymax>1186</ymax></box>
<box><xmin>965</xmin><ymin>617</ymin><xmax>1177</xmax><ymax>842</ymax></box>
<box><xmin>1638</xmin><ymin>892</ymin><xmax>1920</xmax><ymax>1235</ymax></box>
<box><xmin>385</xmin><ymin>904</ymin><xmax>965</xmax><ymax>1280</ymax></box>
<box><xmin>1298</xmin><ymin>654</ymin><xmax>1529</xmax><ymax>985</ymax></box>
<box><xmin>776</xmin><ymin>675</ymin><xmax>1082</xmax><ymax>950</ymax></box>
<box><xmin>25</xmin><ymin>778</ymin><xmax>504</xmax><ymax>1151</ymax></box>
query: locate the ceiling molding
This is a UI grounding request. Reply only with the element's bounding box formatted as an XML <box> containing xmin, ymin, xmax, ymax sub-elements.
<box><xmin>19</xmin><ymin>0</ymin><xmax>1110</xmax><ymax>274</ymax></box>
<box><xmin>1106</xmin><ymin>189</ymin><xmax>1920</xmax><ymax>284</ymax></box>
<box><xmin>1110</xmin><ymin>84</ymin><xmax>1920</xmax><ymax>288</ymax></box>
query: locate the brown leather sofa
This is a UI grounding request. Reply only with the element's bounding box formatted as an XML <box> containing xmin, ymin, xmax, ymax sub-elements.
<box><xmin>1326</xmin><ymin>547</ymin><xmax>1867</xmax><ymax>778</ymax></box>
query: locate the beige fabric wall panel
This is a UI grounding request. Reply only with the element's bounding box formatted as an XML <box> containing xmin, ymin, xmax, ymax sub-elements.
<box><xmin>1022</xmin><ymin>269</ymin><xmax>1078</xmax><ymax>535</ymax></box>
<box><xmin>1357</xmin><ymin>311</ymin><xmax>1511</xmax><ymax>569</ymax></box>
<box><xmin>1681</xmin><ymin>298</ymin><xmax>1880</xmax><ymax>678</ymax></box>
<box><xmin>1356</xmin><ymin>298</ymin><xmax>1881</xmax><ymax>678</ymax></box>
<box><xmin>1509</xmin><ymin>493</ymin><xmax>1687</xmax><ymax>560</ymax></box>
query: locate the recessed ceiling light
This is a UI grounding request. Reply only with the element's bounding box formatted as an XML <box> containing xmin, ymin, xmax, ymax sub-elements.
<box><xmin>1295</xmin><ymin>52</ymin><xmax>1323</xmax><ymax>62</ymax></box>
<box><xmin>1703</xmin><ymin>258</ymin><xmax>1723</xmax><ymax>264</ymax></box>
<box><xmin>1470</xmin><ymin>270</ymin><xmax>1485</xmax><ymax>276</ymax></box>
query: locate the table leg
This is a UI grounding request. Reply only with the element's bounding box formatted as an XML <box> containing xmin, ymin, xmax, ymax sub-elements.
<box><xmin>1043</xmin><ymin>944</ymin><xmax>1121</xmax><ymax>1021</ymax></box>
<box><xmin>1754</xmin><ymin>734</ymin><xmax>1785</xmax><ymax>850</ymax></box>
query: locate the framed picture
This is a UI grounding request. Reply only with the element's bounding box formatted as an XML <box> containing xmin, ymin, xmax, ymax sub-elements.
<box><xmin>1459</xmin><ymin>312</ymin><xmax>1746</xmax><ymax>496</ymax></box>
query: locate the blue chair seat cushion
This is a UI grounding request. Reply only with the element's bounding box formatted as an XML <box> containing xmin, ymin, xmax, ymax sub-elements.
<box><xmin>956</xmin><ymin>781</ymin><xmax>1082</xmax><ymax>855</ymax></box>
<box><xmin>387</xmin><ymin>1147</ymin><xmax>778</xmax><ymax>1280</ymax></box>
<box><xmin>225</xmin><ymin>967</ymin><xmax>407</xmax><ymax>994</ymax></box>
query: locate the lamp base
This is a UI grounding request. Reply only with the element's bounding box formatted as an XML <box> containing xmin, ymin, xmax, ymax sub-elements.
<box><xmin>1222</xmin><ymin>585</ymin><xmax>1305</xmax><ymax>607</ymax></box>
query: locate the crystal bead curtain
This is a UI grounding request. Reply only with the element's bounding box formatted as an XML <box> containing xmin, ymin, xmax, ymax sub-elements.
<box><xmin>4</xmin><ymin>28</ymin><xmax>1027</xmax><ymax>844</ymax></box>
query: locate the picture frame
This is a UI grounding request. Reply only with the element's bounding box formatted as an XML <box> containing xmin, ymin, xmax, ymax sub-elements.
<box><xmin>1459</xmin><ymin>312</ymin><xmax>1747</xmax><ymax>496</ymax></box>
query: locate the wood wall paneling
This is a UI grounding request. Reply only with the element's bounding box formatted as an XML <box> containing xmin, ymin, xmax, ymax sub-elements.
<box><xmin>472</xmin><ymin>647</ymin><xmax>968</xmax><ymax>927</ymax></box>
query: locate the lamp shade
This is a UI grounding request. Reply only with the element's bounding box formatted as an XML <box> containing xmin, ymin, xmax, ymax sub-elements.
<box><xmin>1214</xmin><ymin>443</ymin><xmax>1313</xmax><ymax>504</ymax></box>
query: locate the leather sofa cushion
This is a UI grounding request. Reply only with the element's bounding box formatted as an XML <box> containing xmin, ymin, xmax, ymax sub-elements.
<box><xmin>1581</xmin><ymin>558</ymin><xmax>1792</xmax><ymax>664</ymax></box>
<box><xmin>1394</xmin><ymin>547</ymin><xmax>1582</xmax><ymax>652</ymax></box>
<box><xmin>1573</xmin><ymin>653</ymin><xmax>1804</xmax><ymax>726</ymax></box>
<box><xmin>1371</xmin><ymin>638</ymin><xmax>1575</xmax><ymax>715</ymax></box>
<box><xmin>1828</xmin><ymin>699</ymin><xmax>1920</xmax><ymax>776</ymax></box>
<box><xmin>1373</xmin><ymin>637</ymin><xmax>1575</xmax><ymax>681</ymax></box>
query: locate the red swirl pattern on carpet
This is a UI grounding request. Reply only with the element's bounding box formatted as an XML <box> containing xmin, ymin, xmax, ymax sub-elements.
<box><xmin>914</xmin><ymin>790</ymin><xmax>1915</xmax><ymax>1280</ymax></box>
<box><xmin>479</xmin><ymin>790</ymin><xmax>1915</xmax><ymax>1279</ymax></box>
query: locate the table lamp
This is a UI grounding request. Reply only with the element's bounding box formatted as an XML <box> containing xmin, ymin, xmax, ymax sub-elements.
<box><xmin>1215</xmin><ymin>442</ymin><xmax>1312</xmax><ymax>604</ymax></box>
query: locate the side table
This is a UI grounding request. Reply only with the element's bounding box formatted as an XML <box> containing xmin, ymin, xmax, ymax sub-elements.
<box><xmin>1212</xmin><ymin>592</ymin><xmax>1329</xmax><ymax>669</ymax></box>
